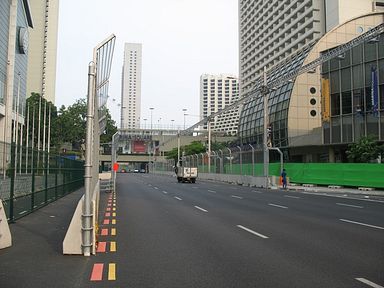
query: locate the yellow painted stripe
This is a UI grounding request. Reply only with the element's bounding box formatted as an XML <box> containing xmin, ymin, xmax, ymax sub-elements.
<box><xmin>110</xmin><ymin>241</ymin><xmax>116</xmax><ymax>252</ymax></box>
<box><xmin>113</xmin><ymin>207</ymin><xmax>116</xmax><ymax>211</ymax></box>
<box><xmin>108</xmin><ymin>263</ymin><xmax>116</xmax><ymax>280</ymax></box>
<box><xmin>112</xmin><ymin>212</ymin><xmax>116</xmax><ymax>217</ymax></box>
<box><xmin>112</xmin><ymin>219</ymin><xmax>116</xmax><ymax>225</ymax></box>
<box><xmin>111</xmin><ymin>228</ymin><xmax>116</xmax><ymax>236</ymax></box>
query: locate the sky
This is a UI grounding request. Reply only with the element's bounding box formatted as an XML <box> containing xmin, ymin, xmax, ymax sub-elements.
<box><xmin>56</xmin><ymin>0</ymin><xmax>239</xmax><ymax>129</ymax></box>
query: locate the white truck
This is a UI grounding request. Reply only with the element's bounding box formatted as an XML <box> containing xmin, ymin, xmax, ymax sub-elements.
<box><xmin>176</xmin><ymin>166</ymin><xmax>198</xmax><ymax>183</ymax></box>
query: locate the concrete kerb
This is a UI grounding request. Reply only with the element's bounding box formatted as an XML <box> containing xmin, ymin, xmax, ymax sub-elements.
<box><xmin>0</xmin><ymin>199</ymin><xmax>12</xmax><ymax>249</ymax></box>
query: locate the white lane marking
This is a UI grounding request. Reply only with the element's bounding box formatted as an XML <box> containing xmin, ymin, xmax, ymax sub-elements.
<box><xmin>284</xmin><ymin>195</ymin><xmax>300</xmax><ymax>199</ymax></box>
<box><xmin>302</xmin><ymin>191</ymin><xmax>384</xmax><ymax>203</ymax></box>
<box><xmin>154</xmin><ymin>187</ymin><xmax>159</xmax><ymax>190</ymax></box>
<box><xmin>231</xmin><ymin>195</ymin><xmax>243</xmax><ymax>199</ymax></box>
<box><xmin>162</xmin><ymin>191</ymin><xmax>168</xmax><ymax>194</ymax></box>
<box><xmin>19</xmin><ymin>210</ymin><xmax>28</xmax><ymax>215</ymax></box>
<box><xmin>237</xmin><ymin>225</ymin><xmax>269</xmax><ymax>239</ymax></box>
<box><xmin>340</xmin><ymin>219</ymin><xmax>384</xmax><ymax>230</ymax></box>
<box><xmin>194</xmin><ymin>206</ymin><xmax>208</xmax><ymax>212</ymax></box>
<box><xmin>336</xmin><ymin>203</ymin><xmax>363</xmax><ymax>209</ymax></box>
<box><xmin>174</xmin><ymin>197</ymin><xmax>182</xmax><ymax>201</ymax></box>
<box><xmin>355</xmin><ymin>278</ymin><xmax>384</xmax><ymax>288</ymax></box>
<box><xmin>268</xmin><ymin>203</ymin><xmax>288</xmax><ymax>209</ymax></box>
<box><xmin>207</xmin><ymin>190</ymin><xmax>216</xmax><ymax>193</ymax></box>
<box><xmin>252</xmin><ymin>190</ymin><xmax>263</xmax><ymax>194</ymax></box>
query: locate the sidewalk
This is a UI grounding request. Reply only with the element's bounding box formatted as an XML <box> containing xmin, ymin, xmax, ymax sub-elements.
<box><xmin>284</xmin><ymin>183</ymin><xmax>384</xmax><ymax>201</ymax></box>
<box><xmin>0</xmin><ymin>188</ymin><xmax>92</xmax><ymax>288</ymax></box>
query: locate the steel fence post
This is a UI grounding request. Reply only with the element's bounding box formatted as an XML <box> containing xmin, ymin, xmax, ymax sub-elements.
<box><xmin>9</xmin><ymin>143</ymin><xmax>15</xmax><ymax>222</ymax></box>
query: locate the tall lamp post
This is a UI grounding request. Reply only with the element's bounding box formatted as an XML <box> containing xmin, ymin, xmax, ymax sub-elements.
<box><xmin>150</xmin><ymin>107</ymin><xmax>154</xmax><ymax>132</ymax></box>
<box><xmin>143</xmin><ymin>118</ymin><xmax>147</xmax><ymax>129</ymax></box>
<box><xmin>182</xmin><ymin>108</ymin><xmax>187</xmax><ymax>130</ymax></box>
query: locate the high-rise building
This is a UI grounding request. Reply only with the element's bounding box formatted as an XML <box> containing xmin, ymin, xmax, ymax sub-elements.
<box><xmin>239</xmin><ymin>0</ymin><xmax>325</xmax><ymax>94</ymax></box>
<box><xmin>121</xmin><ymin>43</ymin><xmax>142</xmax><ymax>129</ymax></box>
<box><xmin>239</xmin><ymin>0</ymin><xmax>384</xmax><ymax>94</ymax></box>
<box><xmin>200</xmin><ymin>74</ymin><xmax>239</xmax><ymax>135</ymax></box>
<box><xmin>26</xmin><ymin>0</ymin><xmax>59</xmax><ymax>104</ymax></box>
<box><xmin>238</xmin><ymin>0</ymin><xmax>384</xmax><ymax>162</ymax></box>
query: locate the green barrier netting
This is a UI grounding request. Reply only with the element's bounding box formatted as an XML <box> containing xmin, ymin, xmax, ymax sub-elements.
<box><xmin>198</xmin><ymin>162</ymin><xmax>384</xmax><ymax>188</ymax></box>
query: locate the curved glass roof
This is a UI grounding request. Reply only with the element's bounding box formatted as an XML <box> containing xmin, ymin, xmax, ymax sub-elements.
<box><xmin>238</xmin><ymin>47</ymin><xmax>311</xmax><ymax>148</ymax></box>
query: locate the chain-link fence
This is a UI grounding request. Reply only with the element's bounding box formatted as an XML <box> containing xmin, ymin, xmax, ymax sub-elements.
<box><xmin>151</xmin><ymin>146</ymin><xmax>283</xmax><ymax>176</ymax></box>
<box><xmin>0</xmin><ymin>141</ymin><xmax>84</xmax><ymax>222</ymax></box>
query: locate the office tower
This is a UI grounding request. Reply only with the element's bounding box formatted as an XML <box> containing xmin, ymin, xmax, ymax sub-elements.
<box><xmin>121</xmin><ymin>43</ymin><xmax>142</xmax><ymax>129</ymax></box>
<box><xmin>239</xmin><ymin>0</ymin><xmax>325</xmax><ymax>94</ymax></box>
<box><xmin>200</xmin><ymin>74</ymin><xmax>239</xmax><ymax>135</ymax></box>
<box><xmin>239</xmin><ymin>0</ymin><xmax>383</xmax><ymax>94</ymax></box>
<box><xmin>27</xmin><ymin>0</ymin><xmax>59</xmax><ymax>104</ymax></box>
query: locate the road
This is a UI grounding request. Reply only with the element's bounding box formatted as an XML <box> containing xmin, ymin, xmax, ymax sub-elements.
<box><xmin>97</xmin><ymin>173</ymin><xmax>384</xmax><ymax>288</ymax></box>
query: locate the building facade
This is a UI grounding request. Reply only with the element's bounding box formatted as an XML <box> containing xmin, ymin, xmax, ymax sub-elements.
<box><xmin>26</xmin><ymin>0</ymin><xmax>59</xmax><ymax>104</ymax></box>
<box><xmin>200</xmin><ymin>74</ymin><xmax>239</xmax><ymax>135</ymax></box>
<box><xmin>0</xmin><ymin>0</ymin><xmax>33</xmax><ymax>171</ymax></box>
<box><xmin>238</xmin><ymin>12</ymin><xmax>384</xmax><ymax>163</ymax></box>
<box><xmin>239</xmin><ymin>0</ymin><xmax>325</xmax><ymax>94</ymax></box>
<box><xmin>121</xmin><ymin>43</ymin><xmax>142</xmax><ymax>130</ymax></box>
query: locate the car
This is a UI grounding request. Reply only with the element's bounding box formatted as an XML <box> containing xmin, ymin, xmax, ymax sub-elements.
<box><xmin>140</xmin><ymin>169</ymin><xmax>146</xmax><ymax>173</ymax></box>
<box><xmin>134</xmin><ymin>169</ymin><xmax>139</xmax><ymax>173</ymax></box>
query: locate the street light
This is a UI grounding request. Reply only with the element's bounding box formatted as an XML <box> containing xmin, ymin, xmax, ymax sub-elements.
<box><xmin>150</xmin><ymin>107</ymin><xmax>154</xmax><ymax>133</ymax></box>
<box><xmin>182</xmin><ymin>108</ymin><xmax>187</xmax><ymax>130</ymax></box>
<box><xmin>171</xmin><ymin>119</ymin><xmax>174</xmax><ymax>130</ymax></box>
<box><xmin>143</xmin><ymin>118</ymin><xmax>147</xmax><ymax>129</ymax></box>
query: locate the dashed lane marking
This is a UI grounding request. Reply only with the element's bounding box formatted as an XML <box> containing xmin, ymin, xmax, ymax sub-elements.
<box><xmin>174</xmin><ymin>196</ymin><xmax>182</xmax><ymax>201</ymax></box>
<box><xmin>284</xmin><ymin>195</ymin><xmax>300</xmax><ymax>199</ymax></box>
<box><xmin>110</xmin><ymin>241</ymin><xmax>116</xmax><ymax>252</ymax></box>
<box><xmin>194</xmin><ymin>206</ymin><xmax>208</xmax><ymax>213</ymax></box>
<box><xmin>336</xmin><ymin>203</ymin><xmax>363</xmax><ymax>209</ymax></box>
<box><xmin>237</xmin><ymin>225</ymin><xmax>269</xmax><ymax>239</ymax></box>
<box><xmin>355</xmin><ymin>278</ymin><xmax>384</xmax><ymax>288</ymax></box>
<box><xmin>97</xmin><ymin>242</ymin><xmax>106</xmax><ymax>253</ymax></box>
<box><xmin>268</xmin><ymin>203</ymin><xmax>288</xmax><ymax>209</ymax></box>
<box><xmin>340</xmin><ymin>219</ymin><xmax>384</xmax><ymax>230</ymax></box>
<box><xmin>103</xmin><ymin>219</ymin><xmax>110</xmax><ymax>225</ymax></box>
<box><xmin>101</xmin><ymin>229</ymin><xmax>108</xmax><ymax>236</ymax></box>
<box><xmin>231</xmin><ymin>195</ymin><xmax>243</xmax><ymax>199</ymax></box>
<box><xmin>207</xmin><ymin>190</ymin><xmax>216</xmax><ymax>193</ymax></box>
<box><xmin>112</xmin><ymin>219</ymin><xmax>116</xmax><ymax>225</ymax></box>
<box><xmin>111</xmin><ymin>228</ymin><xmax>116</xmax><ymax>236</ymax></box>
<box><xmin>90</xmin><ymin>263</ymin><xmax>103</xmax><ymax>281</ymax></box>
<box><xmin>108</xmin><ymin>263</ymin><xmax>116</xmax><ymax>281</ymax></box>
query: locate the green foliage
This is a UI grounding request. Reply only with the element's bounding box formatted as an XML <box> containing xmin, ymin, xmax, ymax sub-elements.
<box><xmin>165</xmin><ymin>141</ymin><xmax>206</xmax><ymax>163</ymax></box>
<box><xmin>346</xmin><ymin>135</ymin><xmax>384</xmax><ymax>163</ymax></box>
<box><xmin>26</xmin><ymin>94</ymin><xmax>117</xmax><ymax>153</ymax></box>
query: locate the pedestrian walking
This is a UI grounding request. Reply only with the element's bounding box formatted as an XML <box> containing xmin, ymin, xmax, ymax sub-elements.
<box><xmin>281</xmin><ymin>168</ymin><xmax>287</xmax><ymax>189</ymax></box>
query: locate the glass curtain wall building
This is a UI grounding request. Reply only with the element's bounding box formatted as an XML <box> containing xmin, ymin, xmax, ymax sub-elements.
<box><xmin>238</xmin><ymin>13</ymin><xmax>384</xmax><ymax>162</ymax></box>
<box><xmin>322</xmin><ymin>32</ymin><xmax>384</xmax><ymax>146</ymax></box>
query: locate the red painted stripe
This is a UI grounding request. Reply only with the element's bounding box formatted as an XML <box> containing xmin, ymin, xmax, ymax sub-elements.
<box><xmin>105</xmin><ymin>212</ymin><xmax>111</xmax><ymax>217</ymax></box>
<box><xmin>90</xmin><ymin>263</ymin><xmax>104</xmax><ymax>281</ymax></box>
<box><xmin>103</xmin><ymin>219</ymin><xmax>110</xmax><ymax>225</ymax></box>
<box><xmin>106</xmin><ymin>207</ymin><xmax>111</xmax><ymax>211</ymax></box>
<box><xmin>97</xmin><ymin>242</ymin><xmax>106</xmax><ymax>253</ymax></box>
<box><xmin>101</xmin><ymin>228</ymin><xmax>108</xmax><ymax>236</ymax></box>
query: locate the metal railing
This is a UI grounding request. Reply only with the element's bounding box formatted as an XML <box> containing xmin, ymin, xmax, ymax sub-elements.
<box><xmin>149</xmin><ymin>146</ymin><xmax>284</xmax><ymax>179</ymax></box>
<box><xmin>0</xmin><ymin>141</ymin><xmax>84</xmax><ymax>222</ymax></box>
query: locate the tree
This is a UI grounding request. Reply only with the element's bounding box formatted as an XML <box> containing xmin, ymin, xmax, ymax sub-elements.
<box><xmin>165</xmin><ymin>141</ymin><xmax>206</xmax><ymax>163</ymax></box>
<box><xmin>346</xmin><ymin>136</ymin><xmax>384</xmax><ymax>163</ymax></box>
<box><xmin>25</xmin><ymin>93</ymin><xmax>58</xmax><ymax>149</ymax></box>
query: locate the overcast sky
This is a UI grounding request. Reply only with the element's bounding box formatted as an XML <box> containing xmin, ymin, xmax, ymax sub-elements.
<box><xmin>56</xmin><ymin>0</ymin><xmax>238</xmax><ymax>128</ymax></box>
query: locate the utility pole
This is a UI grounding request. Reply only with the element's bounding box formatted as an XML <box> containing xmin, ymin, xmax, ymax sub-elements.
<box><xmin>263</xmin><ymin>67</ymin><xmax>269</xmax><ymax>189</ymax></box>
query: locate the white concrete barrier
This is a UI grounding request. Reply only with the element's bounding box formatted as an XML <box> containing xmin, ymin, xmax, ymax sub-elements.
<box><xmin>0</xmin><ymin>200</ymin><xmax>12</xmax><ymax>249</ymax></box>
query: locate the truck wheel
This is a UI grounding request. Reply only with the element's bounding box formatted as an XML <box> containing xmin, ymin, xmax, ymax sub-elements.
<box><xmin>191</xmin><ymin>179</ymin><xmax>196</xmax><ymax>183</ymax></box>
<box><xmin>177</xmin><ymin>177</ymin><xmax>181</xmax><ymax>183</ymax></box>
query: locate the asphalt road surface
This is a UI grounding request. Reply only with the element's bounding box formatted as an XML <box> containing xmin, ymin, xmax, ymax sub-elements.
<box><xmin>107</xmin><ymin>173</ymin><xmax>384</xmax><ymax>288</ymax></box>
